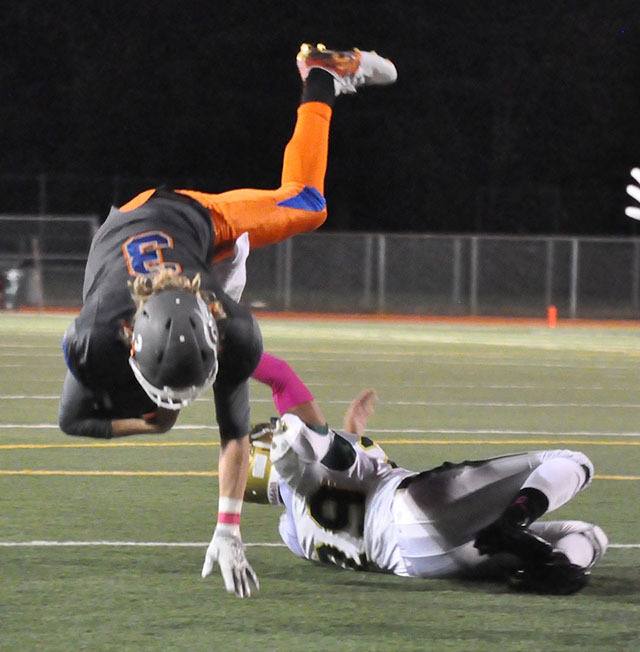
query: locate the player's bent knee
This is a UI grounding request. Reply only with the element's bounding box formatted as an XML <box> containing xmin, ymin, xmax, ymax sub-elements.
<box><xmin>300</xmin><ymin>208</ymin><xmax>327</xmax><ymax>233</ymax></box>
<box><xmin>567</xmin><ymin>450</ymin><xmax>594</xmax><ymax>487</ymax></box>
<box><xmin>562</xmin><ymin>523</ymin><xmax>608</xmax><ymax>569</ymax></box>
<box><xmin>543</xmin><ymin>449</ymin><xmax>594</xmax><ymax>488</ymax></box>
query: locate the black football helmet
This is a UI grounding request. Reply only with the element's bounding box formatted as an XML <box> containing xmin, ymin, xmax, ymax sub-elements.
<box><xmin>129</xmin><ymin>289</ymin><xmax>219</xmax><ymax>409</ymax></box>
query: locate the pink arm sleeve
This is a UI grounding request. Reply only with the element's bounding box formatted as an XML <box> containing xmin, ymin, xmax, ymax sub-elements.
<box><xmin>251</xmin><ymin>352</ymin><xmax>314</xmax><ymax>414</ymax></box>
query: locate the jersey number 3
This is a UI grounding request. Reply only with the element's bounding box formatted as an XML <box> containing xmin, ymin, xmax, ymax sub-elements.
<box><xmin>122</xmin><ymin>231</ymin><xmax>182</xmax><ymax>275</ymax></box>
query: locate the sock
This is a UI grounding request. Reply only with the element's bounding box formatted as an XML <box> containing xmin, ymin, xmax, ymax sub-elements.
<box><xmin>216</xmin><ymin>496</ymin><xmax>242</xmax><ymax>537</ymax></box>
<box><xmin>301</xmin><ymin>69</ymin><xmax>336</xmax><ymax>107</ymax></box>
<box><xmin>503</xmin><ymin>487</ymin><xmax>549</xmax><ymax>527</ymax></box>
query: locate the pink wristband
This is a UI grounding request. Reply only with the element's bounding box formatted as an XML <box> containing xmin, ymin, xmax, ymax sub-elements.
<box><xmin>217</xmin><ymin>512</ymin><xmax>241</xmax><ymax>525</ymax></box>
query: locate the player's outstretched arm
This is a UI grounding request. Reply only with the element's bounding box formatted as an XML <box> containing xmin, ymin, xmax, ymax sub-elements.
<box><xmin>59</xmin><ymin>371</ymin><xmax>177</xmax><ymax>438</ymax></box>
<box><xmin>625</xmin><ymin>167</ymin><xmax>640</xmax><ymax>220</ymax></box>
<box><xmin>201</xmin><ymin>435</ymin><xmax>259</xmax><ymax>598</ymax></box>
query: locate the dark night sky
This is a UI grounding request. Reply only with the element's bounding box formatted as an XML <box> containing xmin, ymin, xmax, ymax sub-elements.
<box><xmin>2</xmin><ymin>0</ymin><xmax>639</xmax><ymax>235</ymax></box>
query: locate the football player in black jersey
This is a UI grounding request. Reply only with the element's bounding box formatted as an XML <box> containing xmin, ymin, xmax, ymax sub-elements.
<box><xmin>58</xmin><ymin>44</ymin><xmax>397</xmax><ymax>598</ymax></box>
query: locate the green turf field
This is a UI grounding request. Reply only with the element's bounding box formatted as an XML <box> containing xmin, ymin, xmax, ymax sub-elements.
<box><xmin>1</xmin><ymin>313</ymin><xmax>639</xmax><ymax>651</ymax></box>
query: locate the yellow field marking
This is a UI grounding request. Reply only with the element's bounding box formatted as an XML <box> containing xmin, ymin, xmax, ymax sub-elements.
<box><xmin>0</xmin><ymin>441</ymin><xmax>218</xmax><ymax>450</ymax></box>
<box><xmin>0</xmin><ymin>469</ymin><xmax>218</xmax><ymax>477</ymax></box>
<box><xmin>596</xmin><ymin>474</ymin><xmax>640</xmax><ymax>481</ymax></box>
<box><xmin>2</xmin><ymin>437</ymin><xmax>640</xmax><ymax>451</ymax></box>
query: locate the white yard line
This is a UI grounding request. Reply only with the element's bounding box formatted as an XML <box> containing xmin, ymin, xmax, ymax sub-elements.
<box><xmin>3</xmin><ymin>343</ymin><xmax>639</xmax><ymax>359</ymax></box>
<box><xmin>1</xmin><ymin>395</ymin><xmax>65</xmax><ymax>400</ymax></box>
<box><xmin>304</xmin><ymin>383</ymin><xmax>640</xmax><ymax>391</ymax></box>
<box><xmin>0</xmin><ymin>540</ymin><xmax>283</xmax><ymax>548</ymax></box>
<box><xmin>1</xmin><ymin>353</ymin><xmax>638</xmax><ymax>371</ymax></box>
<box><xmin>0</xmin><ymin>353</ymin><xmax>62</xmax><ymax>357</ymax></box>
<box><xmin>4</xmin><ymin>395</ymin><xmax>640</xmax><ymax>409</ymax></box>
<box><xmin>279</xmin><ymin>357</ymin><xmax>638</xmax><ymax>370</ymax></box>
<box><xmin>381</xmin><ymin>401</ymin><xmax>640</xmax><ymax>408</ymax></box>
<box><xmin>4</xmin><ymin>382</ymin><xmax>640</xmax><ymax>392</ymax></box>
<box><xmin>0</xmin><ymin>363</ymin><xmax>58</xmax><ymax>368</ymax></box>
<box><xmin>0</xmin><ymin>344</ymin><xmax>57</xmax><ymax>349</ymax></box>
<box><xmin>0</xmin><ymin>423</ymin><xmax>220</xmax><ymax>429</ymax></box>
<box><xmin>2</xmin><ymin>424</ymin><xmax>640</xmax><ymax>438</ymax></box>
<box><xmin>370</xmin><ymin>428</ymin><xmax>640</xmax><ymax>438</ymax></box>
<box><xmin>0</xmin><ymin>540</ymin><xmax>635</xmax><ymax>549</ymax></box>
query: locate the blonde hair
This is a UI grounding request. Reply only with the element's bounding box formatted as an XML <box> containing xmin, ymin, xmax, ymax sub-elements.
<box><xmin>129</xmin><ymin>268</ymin><xmax>202</xmax><ymax>313</ymax></box>
<box><xmin>127</xmin><ymin>269</ymin><xmax>225</xmax><ymax>336</ymax></box>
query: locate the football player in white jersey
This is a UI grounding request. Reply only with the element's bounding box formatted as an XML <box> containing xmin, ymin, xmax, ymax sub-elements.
<box><xmin>247</xmin><ymin>358</ymin><xmax>608</xmax><ymax>594</ymax></box>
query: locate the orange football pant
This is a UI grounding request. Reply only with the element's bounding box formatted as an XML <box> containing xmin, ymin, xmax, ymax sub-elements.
<box><xmin>119</xmin><ymin>101</ymin><xmax>332</xmax><ymax>260</ymax></box>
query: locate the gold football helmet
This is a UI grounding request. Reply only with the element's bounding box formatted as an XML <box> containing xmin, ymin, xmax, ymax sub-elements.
<box><xmin>244</xmin><ymin>420</ymin><xmax>282</xmax><ymax>505</ymax></box>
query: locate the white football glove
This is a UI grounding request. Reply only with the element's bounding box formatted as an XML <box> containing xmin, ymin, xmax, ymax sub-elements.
<box><xmin>201</xmin><ymin>529</ymin><xmax>259</xmax><ymax>598</ymax></box>
<box><xmin>625</xmin><ymin>167</ymin><xmax>640</xmax><ymax>220</ymax></box>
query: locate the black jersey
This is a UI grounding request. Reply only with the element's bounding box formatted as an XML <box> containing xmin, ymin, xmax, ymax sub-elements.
<box><xmin>81</xmin><ymin>191</ymin><xmax>214</xmax><ymax>322</ymax></box>
<box><xmin>60</xmin><ymin>190</ymin><xmax>262</xmax><ymax>439</ymax></box>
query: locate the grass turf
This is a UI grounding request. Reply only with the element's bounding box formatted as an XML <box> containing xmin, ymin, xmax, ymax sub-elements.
<box><xmin>0</xmin><ymin>313</ymin><xmax>639</xmax><ymax>651</ymax></box>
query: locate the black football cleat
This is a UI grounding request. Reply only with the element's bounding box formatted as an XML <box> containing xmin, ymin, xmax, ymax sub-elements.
<box><xmin>474</xmin><ymin>518</ymin><xmax>554</xmax><ymax>564</ymax></box>
<box><xmin>508</xmin><ymin>552</ymin><xmax>590</xmax><ymax>595</ymax></box>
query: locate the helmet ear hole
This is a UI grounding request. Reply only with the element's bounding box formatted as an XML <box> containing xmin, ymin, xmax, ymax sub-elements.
<box><xmin>157</xmin><ymin>352</ymin><xmax>164</xmax><ymax>364</ymax></box>
<box><xmin>165</xmin><ymin>318</ymin><xmax>172</xmax><ymax>330</ymax></box>
<box><xmin>189</xmin><ymin>317</ymin><xmax>196</xmax><ymax>329</ymax></box>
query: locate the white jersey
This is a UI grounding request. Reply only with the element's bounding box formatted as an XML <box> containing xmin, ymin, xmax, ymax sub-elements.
<box><xmin>269</xmin><ymin>416</ymin><xmax>607</xmax><ymax>579</ymax></box>
<box><xmin>270</xmin><ymin>414</ymin><xmax>413</xmax><ymax>574</ymax></box>
<box><xmin>214</xmin><ymin>232</ymin><xmax>249</xmax><ymax>301</ymax></box>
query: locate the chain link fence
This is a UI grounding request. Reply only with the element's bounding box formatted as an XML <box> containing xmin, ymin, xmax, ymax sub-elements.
<box><xmin>243</xmin><ymin>232</ymin><xmax>640</xmax><ymax>319</ymax></box>
<box><xmin>2</xmin><ymin>215</ymin><xmax>639</xmax><ymax>319</ymax></box>
<box><xmin>0</xmin><ymin>216</ymin><xmax>98</xmax><ymax>308</ymax></box>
